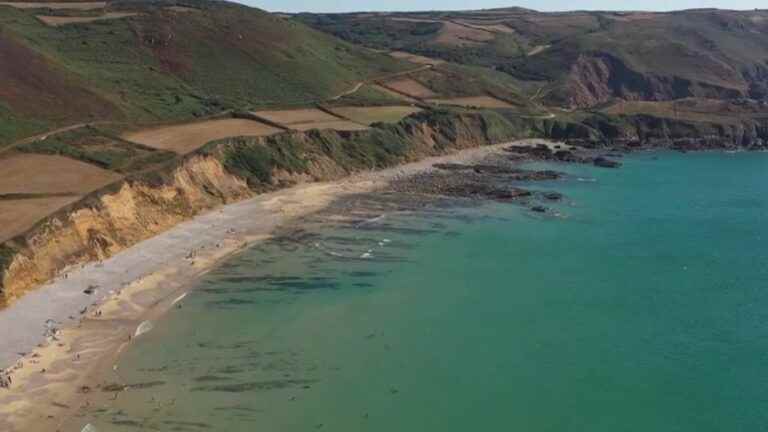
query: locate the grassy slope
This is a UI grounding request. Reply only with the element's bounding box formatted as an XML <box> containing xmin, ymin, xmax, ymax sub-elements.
<box><xmin>0</xmin><ymin>1</ymin><xmax>410</xmax><ymax>146</ymax></box>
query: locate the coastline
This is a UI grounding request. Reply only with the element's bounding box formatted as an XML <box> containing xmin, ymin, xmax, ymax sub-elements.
<box><xmin>0</xmin><ymin>140</ymin><xmax>543</xmax><ymax>432</ymax></box>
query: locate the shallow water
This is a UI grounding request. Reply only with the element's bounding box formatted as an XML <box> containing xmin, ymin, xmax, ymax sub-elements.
<box><xmin>79</xmin><ymin>151</ymin><xmax>768</xmax><ymax>431</ymax></box>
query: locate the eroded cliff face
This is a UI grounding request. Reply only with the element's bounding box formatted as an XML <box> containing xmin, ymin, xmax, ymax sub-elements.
<box><xmin>0</xmin><ymin>156</ymin><xmax>253</xmax><ymax>301</ymax></box>
<box><xmin>0</xmin><ymin>110</ymin><xmax>519</xmax><ymax>301</ymax></box>
<box><xmin>564</xmin><ymin>53</ymin><xmax>746</xmax><ymax>108</ymax></box>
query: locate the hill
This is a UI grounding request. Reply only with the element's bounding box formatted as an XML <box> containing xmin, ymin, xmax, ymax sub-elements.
<box><xmin>297</xmin><ymin>8</ymin><xmax>768</xmax><ymax>108</ymax></box>
<box><xmin>0</xmin><ymin>0</ymin><xmax>410</xmax><ymax>145</ymax></box>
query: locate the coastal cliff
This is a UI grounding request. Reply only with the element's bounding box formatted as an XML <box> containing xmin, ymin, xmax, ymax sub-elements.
<box><xmin>0</xmin><ymin>110</ymin><xmax>519</xmax><ymax>300</ymax></box>
<box><xmin>506</xmin><ymin>112</ymin><xmax>768</xmax><ymax>150</ymax></box>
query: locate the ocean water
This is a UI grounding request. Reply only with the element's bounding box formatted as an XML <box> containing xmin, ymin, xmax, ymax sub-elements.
<box><xmin>79</xmin><ymin>151</ymin><xmax>768</xmax><ymax>431</ymax></box>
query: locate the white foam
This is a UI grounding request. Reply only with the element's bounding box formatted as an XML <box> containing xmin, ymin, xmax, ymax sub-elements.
<box><xmin>171</xmin><ymin>293</ymin><xmax>187</xmax><ymax>306</ymax></box>
<box><xmin>134</xmin><ymin>320</ymin><xmax>154</xmax><ymax>338</ymax></box>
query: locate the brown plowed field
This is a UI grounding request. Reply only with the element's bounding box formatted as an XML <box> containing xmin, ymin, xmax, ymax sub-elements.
<box><xmin>122</xmin><ymin>119</ymin><xmax>281</xmax><ymax>154</ymax></box>
<box><xmin>253</xmin><ymin>109</ymin><xmax>368</xmax><ymax>132</ymax></box>
<box><xmin>0</xmin><ymin>153</ymin><xmax>121</xmax><ymax>195</ymax></box>
<box><xmin>380</xmin><ymin>78</ymin><xmax>437</xmax><ymax>98</ymax></box>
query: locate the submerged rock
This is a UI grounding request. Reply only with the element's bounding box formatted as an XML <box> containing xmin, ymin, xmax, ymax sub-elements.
<box><xmin>593</xmin><ymin>157</ymin><xmax>622</xmax><ymax>168</ymax></box>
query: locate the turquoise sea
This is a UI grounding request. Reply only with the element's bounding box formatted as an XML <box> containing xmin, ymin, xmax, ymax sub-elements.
<box><xmin>81</xmin><ymin>151</ymin><xmax>768</xmax><ymax>431</ymax></box>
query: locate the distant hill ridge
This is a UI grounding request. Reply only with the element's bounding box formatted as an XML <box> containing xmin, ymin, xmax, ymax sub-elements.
<box><xmin>298</xmin><ymin>7</ymin><xmax>768</xmax><ymax>108</ymax></box>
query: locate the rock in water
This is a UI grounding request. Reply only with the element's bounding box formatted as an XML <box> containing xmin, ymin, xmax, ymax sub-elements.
<box><xmin>593</xmin><ymin>157</ymin><xmax>622</xmax><ymax>168</ymax></box>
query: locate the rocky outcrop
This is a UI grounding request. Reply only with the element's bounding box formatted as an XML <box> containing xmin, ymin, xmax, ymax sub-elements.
<box><xmin>0</xmin><ymin>110</ymin><xmax>521</xmax><ymax>300</ymax></box>
<box><xmin>593</xmin><ymin>156</ymin><xmax>621</xmax><ymax>168</ymax></box>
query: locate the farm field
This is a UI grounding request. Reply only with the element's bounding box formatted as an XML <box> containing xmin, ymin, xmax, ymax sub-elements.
<box><xmin>0</xmin><ymin>153</ymin><xmax>121</xmax><ymax>195</ymax></box>
<box><xmin>379</xmin><ymin>78</ymin><xmax>437</xmax><ymax>98</ymax></box>
<box><xmin>290</xmin><ymin>120</ymin><xmax>368</xmax><ymax>132</ymax></box>
<box><xmin>389</xmin><ymin>51</ymin><xmax>444</xmax><ymax>65</ymax></box>
<box><xmin>369</xmin><ymin>84</ymin><xmax>420</xmax><ymax>102</ymax></box>
<box><xmin>122</xmin><ymin>119</ymin><xmax>282</xmax><ymax>154</ymax></box>
<box><xmin>427</xmin><ymin>96</ymin><xmax>514</xmax><ymax>108</ymax></box>
<box><xmin>454</xmin><ymin>20</ymin><xmax>516</xmax><ymax>34</ymax></box>
<box><xmin>253</xmin><ymin>109</ymin><xmax>368</xmax><ymax>131</ymax></box>
<box><xmin>0</xmin><ymin>196</ymin><xmax>79</xmax><ymax>242</ymax></box>
<box><xmin>36</xmin><ymin>12</ymin><xmax>137</xmax><ymax>26</ymax></box>
<box><xmin>433</xmin><ymin>21</ymin><xmax>495</xmax><ymax>47</ymax></box>
<box><xmin>0</xmin><ymin>1</ymin><xmax>105</xmax><ymax>9</ymax></box>
<box><xmin>328</xmin><ymin>106</ymin><xmax>421</xmax><ymax>125</ymax></box>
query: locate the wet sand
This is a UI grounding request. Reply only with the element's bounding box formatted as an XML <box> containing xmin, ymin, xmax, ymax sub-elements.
<box><xmin>0</xmin><ymin>140</ymin><xmax>549</xmax><ymax>431</ymax></box>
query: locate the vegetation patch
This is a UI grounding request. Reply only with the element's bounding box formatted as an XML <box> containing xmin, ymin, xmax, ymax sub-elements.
<box><xmin>428</xmin><ymin>96</ymin><xmax>514</xmax><ymax>109</ymax></box>
<box><xmin>15</xmin><ymin>127</ymin><xmax>176</xmax><ymax>174</ymax></box>
<box><xmin>204</xmin><ymin>109</ymin><xmax>523</xmax><ymax>188</ymax></box>
<box><xmin>328</xmin><ymin>106</ymin><xmax>422</xmax><ymax>125</ymax></box>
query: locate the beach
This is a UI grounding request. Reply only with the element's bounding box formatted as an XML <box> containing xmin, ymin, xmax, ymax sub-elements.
<box><xmin>0</xmin><ymin>140</ymin><xmax>532</xmax><ymax>432</ymax></box>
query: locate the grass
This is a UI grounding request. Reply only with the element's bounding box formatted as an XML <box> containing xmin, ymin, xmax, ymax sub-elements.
<box><xmin>0</xmin><ymin>103</ymin><xmax>48</xmax><ymax>148</ymax></box>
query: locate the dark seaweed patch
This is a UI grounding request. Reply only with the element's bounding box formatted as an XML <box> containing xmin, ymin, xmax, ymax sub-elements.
<box><xmin>193</xmin><ymin>375</ymin><xmax>233</xmax><ymax>382</ymax></box>
<box><xmin>347</xmin><ymin>271</ymin><xmax>378</xmax><ymax>277</ymax></box>
<box><xmin>191</xmin><ymin>378</ymin><xmax>318</xmax><ymax>393</ymax></box>
<box><xmin>207</xmin><ymin>298</ymin><xmax>256</xmax><ymax>307</ymax></box>
<box><xmin>162</xmin><ymin>420</ymin><xmax>212</xmax><ymax>429</ymax></box>
<box><xmin>102</xmin><ymin>380</ymin><xmax>166</xmax><ymax>392</ymax></box>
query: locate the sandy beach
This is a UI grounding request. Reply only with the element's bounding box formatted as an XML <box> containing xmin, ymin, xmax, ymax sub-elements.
<box><xmin>0</xmin><ymin>140</ymin><xmax>544</xmax><ymax>432</ymax></box>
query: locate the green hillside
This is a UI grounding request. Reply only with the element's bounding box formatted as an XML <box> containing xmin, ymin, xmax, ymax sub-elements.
<box><xmin>0</xmin><ymin>0</ymin><xmax>409</xmax><ymax>145</ymax></box>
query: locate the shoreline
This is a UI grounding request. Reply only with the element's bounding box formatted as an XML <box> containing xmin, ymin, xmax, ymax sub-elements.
<box><xmin>0</xmin><ymin>140</ymin><xmax>542</xmax><ymax>432</ymax></box>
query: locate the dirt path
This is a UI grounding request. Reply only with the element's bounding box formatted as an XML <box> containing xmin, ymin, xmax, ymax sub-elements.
<box><xmin>329</xmin><ymin>64</ymin><xmax>433</xmax><ymax>101</ymax></box>
<box><xmin>0</xmin><ymin>122</ymin><xmax>105</xmax><ymax>156</ymax></box>
<box><xmin>5</xmin><ymin>63</ymin><xmax>431</xmax><ymax>152</ymax></box>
